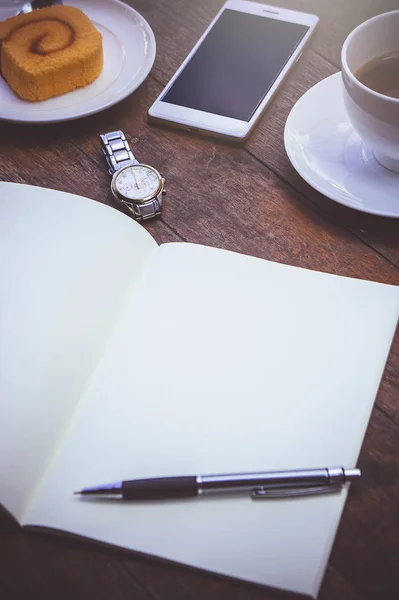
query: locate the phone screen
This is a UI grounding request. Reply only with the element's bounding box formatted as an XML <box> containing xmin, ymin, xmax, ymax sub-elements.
<box><xmin>161</xmin><ymin>9</ymin><xmax>309</xmax><ymax>122</ymax></box>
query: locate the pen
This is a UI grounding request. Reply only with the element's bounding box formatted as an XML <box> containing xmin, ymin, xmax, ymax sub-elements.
<box><xmin>74</xmin><ymin>467</ymin><xmax>361</xmax><ymax>501</ymax></box>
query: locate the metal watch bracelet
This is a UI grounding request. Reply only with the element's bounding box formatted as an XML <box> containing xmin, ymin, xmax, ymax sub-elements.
<box><xmin>100</xmin><ymin>130</ymin><xmax>162</xmax><ymax>221</ymax></box>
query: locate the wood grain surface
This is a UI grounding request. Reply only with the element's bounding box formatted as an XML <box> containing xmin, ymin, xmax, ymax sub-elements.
<box><xmin>1</xmin><ymin>1</ymin><xmax>398</xmax><ymax>599</ymax></box>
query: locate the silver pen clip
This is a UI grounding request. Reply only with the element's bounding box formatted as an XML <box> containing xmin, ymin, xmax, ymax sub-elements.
<box><xmin>251</xmin><ymin>484</ymin><xmax>344</xmax><ymax>500</ymax></box>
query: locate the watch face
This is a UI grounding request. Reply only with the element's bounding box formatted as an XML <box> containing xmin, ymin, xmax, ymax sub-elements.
<box><xmin>113</xmin><ymin>165</ymin><xmax>162</xmax><ymax>202</ymax></box>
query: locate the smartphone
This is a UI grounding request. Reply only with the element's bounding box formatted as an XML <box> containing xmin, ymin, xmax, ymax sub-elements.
<box><xmin>148</xmin><ymin>1</ymin><xmax>318</xmax><ymax>141</ymax></box>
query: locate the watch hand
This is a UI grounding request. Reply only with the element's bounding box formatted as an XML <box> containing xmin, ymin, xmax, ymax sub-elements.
<box><xmin>136</xmin><ymin>172</ymin><xmax>152</xmax><ymax>186</ymax></box>
<box><xmin>132</xmin><ymin>170</ymin><xmax>140</xmax><ymax>189</ymax></box>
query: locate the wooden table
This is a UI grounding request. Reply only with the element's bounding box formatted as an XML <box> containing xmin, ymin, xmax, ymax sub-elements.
<box><xmin>1</xmin><ymin>1</ymin><xmax>399</xmax><ymax>598</ymax></box>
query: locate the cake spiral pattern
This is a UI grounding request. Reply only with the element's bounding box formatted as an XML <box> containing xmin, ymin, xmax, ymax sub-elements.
<box><xmin>0</xmin><ymin>6</ymin><xmax>103</xmax><ymax>101</ymax></box>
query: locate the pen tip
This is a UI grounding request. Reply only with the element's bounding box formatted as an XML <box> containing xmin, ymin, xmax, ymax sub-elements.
<box><xmin>73</xmin><ymin>491</ymin><xmax>82</xmax><ymax>495</ymax></box>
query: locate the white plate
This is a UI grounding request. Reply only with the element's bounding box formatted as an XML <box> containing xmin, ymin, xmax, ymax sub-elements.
<box><xmin>284</xmin><ymin>72</ymin><xmax>399</xmax><ymax>218</ymax></box>
<box><xmin>0</xmin><ymin>0</ymin><xmax>156</xmax><ymax>123</ymax></box>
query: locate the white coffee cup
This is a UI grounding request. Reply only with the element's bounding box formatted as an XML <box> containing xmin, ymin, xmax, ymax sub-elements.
<box><xmin>341</xmin><ymin>10</ymin><xmax>399</xmax><ymax>172</ymax></box>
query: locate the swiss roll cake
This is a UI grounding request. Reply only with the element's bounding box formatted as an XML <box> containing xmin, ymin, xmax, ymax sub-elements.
<box><xmin>0</xmin><ymin>5</ymin><xmax>103</xmax><ymax>101</ymax></box>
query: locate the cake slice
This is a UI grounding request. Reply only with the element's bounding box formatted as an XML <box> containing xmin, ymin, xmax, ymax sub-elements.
<box><xmin>0</xmin><ymin>5</ymin><xmax>103</xmax><ymax>101</ymax></box>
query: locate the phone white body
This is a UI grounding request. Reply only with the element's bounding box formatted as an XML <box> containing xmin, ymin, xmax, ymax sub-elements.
<box><xmin>148</xmin><ymin>1</ymin><xmax>318</xmax><ymax>141</ymax></box>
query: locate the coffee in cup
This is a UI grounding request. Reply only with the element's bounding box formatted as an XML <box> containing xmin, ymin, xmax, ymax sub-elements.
<box><xmin>355</xmin><ymin>53</ymin><xmax>399</xmax><ymax>99</ymax></box>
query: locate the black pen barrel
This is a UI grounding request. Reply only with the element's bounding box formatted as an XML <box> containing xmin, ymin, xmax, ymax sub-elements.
<box><xmin>122</xmin><ymin>476</ymin><xmax>198</xmax><ymax>500</ymax></box>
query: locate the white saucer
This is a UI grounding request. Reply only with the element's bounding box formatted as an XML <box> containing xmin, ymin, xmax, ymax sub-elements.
<box><xmin>0</xmin><ymin>0</ymin><xmax>156</xmax><ymax>123</ymax></box>
<box><xmin>284</xmin><ymin>72</ymin><xmax>399</xmax><ymax>218</ymax></box>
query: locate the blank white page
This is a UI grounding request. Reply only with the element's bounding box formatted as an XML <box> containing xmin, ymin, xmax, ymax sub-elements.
<box><xmin>0</xmin><ymin>183</ymin><xmax>157</xmax><ymax>521</ymax></box>
<box><xmin>26</xmin><ymin>241</ymin><xmax>399</xmax><ymax>598</ymax></box>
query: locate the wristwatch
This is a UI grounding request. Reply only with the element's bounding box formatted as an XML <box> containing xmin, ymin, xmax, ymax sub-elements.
<box><xmin>100</xmin><ymin>130</ymin><xmax>165</xmax><ymax>221</ymax></box>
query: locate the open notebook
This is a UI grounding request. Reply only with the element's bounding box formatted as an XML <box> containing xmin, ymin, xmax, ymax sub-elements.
<box><xmin>1</xmin><ymin>182</ymin><xmax>398</xmax><ymax>598</ymax></box>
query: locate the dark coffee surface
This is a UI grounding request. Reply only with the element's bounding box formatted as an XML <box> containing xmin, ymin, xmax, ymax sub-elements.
<box><xmin>355</xmin><ymin>52</ymin><xmax>399</xmax><ymax>98</ymax></box>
